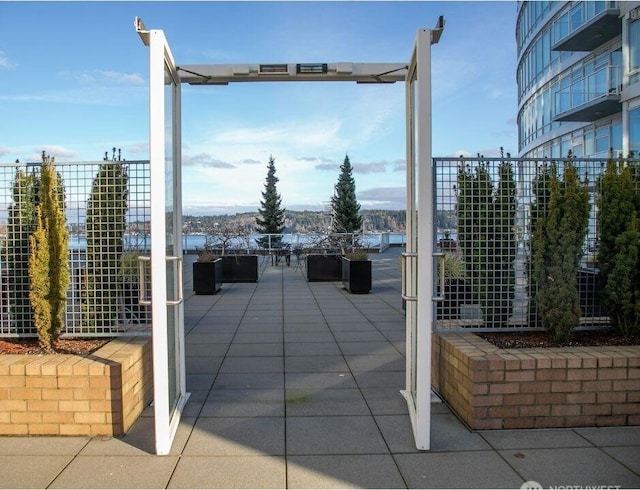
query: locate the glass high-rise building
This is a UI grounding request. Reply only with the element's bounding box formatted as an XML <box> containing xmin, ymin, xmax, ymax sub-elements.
<box><xmin>517</xmin><ymin>1</ymin><xmax>640</xmax><ymax>159</ymax></box>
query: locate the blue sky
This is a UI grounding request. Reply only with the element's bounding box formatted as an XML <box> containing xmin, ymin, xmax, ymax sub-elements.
<box><xmin>0</xmin><ymin>1</ymin><xmax>517</xmax><ymax>214</ymax></box>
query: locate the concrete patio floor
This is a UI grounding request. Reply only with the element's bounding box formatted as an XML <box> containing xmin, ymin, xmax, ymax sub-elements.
<box><xmin>0</xmin><ymin>248</ymin><xmax>638</xmax><ymax>489</ymax></box>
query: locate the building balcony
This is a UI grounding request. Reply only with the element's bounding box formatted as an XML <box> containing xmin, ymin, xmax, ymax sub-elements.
<box><xmin>552</xmin><ymin>6</ymin><xmax>621</xmax><ymax>52</ymax></box>
<box><xmin>553</xmin><ymin>65</ymin><xmax>622</xmax><ymax>122</ymax></box>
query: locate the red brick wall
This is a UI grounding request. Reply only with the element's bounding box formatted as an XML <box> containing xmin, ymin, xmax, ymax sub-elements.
<box><xmin>432</xmin><ymin>333</ymin><xmax>640</xmax><ymax>429</ymax></box>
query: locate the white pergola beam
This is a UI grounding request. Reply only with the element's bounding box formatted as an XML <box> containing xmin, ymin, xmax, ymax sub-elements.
<box><xmin>177</xmin><ymin>62</ymin><xmax>407</xmax><ymax>84</ymax></box>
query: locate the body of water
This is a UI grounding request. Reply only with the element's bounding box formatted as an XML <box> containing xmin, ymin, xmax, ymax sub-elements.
<box><xmin>68</xmin><ymin>232</ymin><xmax>457</xmax><ymax>251</ymax></box>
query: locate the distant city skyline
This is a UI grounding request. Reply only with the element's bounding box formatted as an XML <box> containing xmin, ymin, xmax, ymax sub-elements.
<box><xmin>0</xmin><ymin>1</ymin><xmax>518</xmax><ymax>214</ymax></box>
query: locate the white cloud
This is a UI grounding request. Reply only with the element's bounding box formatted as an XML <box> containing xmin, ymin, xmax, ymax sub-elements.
<box><xmin>452</xmin><ymin>150</ymin><xmax>475</xmax><ymax>158</ymax></box>
<box><xmin>0</xmin><ymin>51</ymin><xmax>14</xmax><ymax>69</ymax></box>
<box><xmin>0</xmin><ymin>85</ymin><xmax>145</xmax><ymax>106</ymax></box>
<box><xmin>353</xmin><ymin>160</ymin><xmax>397</xmax><ymax>174</ymax></box>
<box><xmin>315</xmin><ymin>163</ymin><xmax>339</xmax><ymax>171</ymax></box>
<box><xmin>28</xmin><ymin>145</ymin><xmax>79</xmax><ymax>161</ymax></box>
<box><xmin>357</xmin><ymin>186</ymin><xmax>405</xmax><ymax>209</ymax></box>
<box><xmin>98</xmin><ymin>70</ymin><xmax>144</xmax><ymax>85</ymax></box>
<box><xmin>124</xmin><ymin>141</ymin><xmax>148</xmax><ymax>157</ymax></box>
<box><xmin>183</xmin><ymin>152</ymin><xmax>235</xmax><ymax>168</ymax></box>
<box><xmin>212</xmin><ymin>119</ymin><xmax>342</xmax><ymax>149</ymax></box>
<box><xmin>69</xmin><ymin>70</ymin><xmax>145</xmax><ymax>86</ymax></box>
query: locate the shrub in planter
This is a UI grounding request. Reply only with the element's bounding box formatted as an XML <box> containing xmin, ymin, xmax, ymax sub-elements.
<box><xmin>531</xmin><ymin>160</ymin><xmax>590</xmax><ymax>344</ymax></box>
<box><xmin>602</xmin><ymin>223</ymin><xmax>640</xmax><ymax>336</ymax></box>
<box><xmin>6</xmin><ymin>168</ymin><xmax>38</xmax><ymax>333</ymax></box>
<box><xmin>598</xmin><ymin>157</ymin><xmax>640</xmax><ymax>336</ymax></box>
<box><xmin>83</xmin><ymin>155</ymin><xmax>128</xmax><ymax>330</ymax></box>
<box><xmin>29</xmin><ymin>155</ymin><xmax>70</xmax><ymax>351</ymax></box>
<box><xmin>341</xmin><ymin>251</ymin><xmax>371</xmax><ymax>293</ymax></box>
<box><xmin>456</xmin><ymin>153</ymin><xmax>517</xmax><ymax>328</ymax></box>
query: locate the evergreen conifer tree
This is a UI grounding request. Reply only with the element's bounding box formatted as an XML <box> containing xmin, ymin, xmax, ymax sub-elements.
<box><xmin>456</xmin><ymin>152</ymin><xmax>516</xmax><ymax>328</ymax></box>
<box><xmin>83</xmin><ymin>149</ymin><xmax>129</xmax><ymax>329</ymax></box>
<box><xmin>7</xmin><ymin>168</ymin><xmax>39</xmax><ymax>331</ymax></box>
<box><xmin>331</xmin><ymin>154</ymin><xmax>362</xmax><ymax>233</ymax></box>
<box><xmin>598</xmin><ymin>156</ymin><xmax>640</xmax><ymax>335</ymax></box>
<box><xmin>29</xmin><ymin>153</ymin><xmax>70</xmax><ymax>350</ymax></box>
<box><xmin>531</xmin><ymin>158</ymin><xmax>590</xmax><ymax>344</ymax></box>
<box><xmin>255</xmin><ymin>156</ymin><xmax>285</xmax><ymax>247</ymax></box>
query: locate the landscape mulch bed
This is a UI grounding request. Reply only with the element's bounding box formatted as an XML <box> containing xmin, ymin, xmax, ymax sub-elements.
<box><xmin>1</xmin><ymin>331</ymin><xmax>638</xmax><ymax>355</ymax></box>
<box><xmin>0</xmin><ymin>338</ymin><xmax>111</xmax><ymax>355</ymax></box>
<box><xmin>479</xmin><ymin>330</ymin><xmax>640</xmax><ymax>349</ymax></box>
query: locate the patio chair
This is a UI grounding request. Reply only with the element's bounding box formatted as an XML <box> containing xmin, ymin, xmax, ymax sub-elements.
<box><xmin>293</xmin><ymin>247</ymin><xmax>307</xmax><ymax>271</ymax></box>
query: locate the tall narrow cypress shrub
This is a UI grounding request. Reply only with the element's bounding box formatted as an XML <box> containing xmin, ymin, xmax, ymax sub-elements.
<box><xmin>598</xmin><ymin>156</ymin><xmax>640</xmax><ymax>335</ymax></box>
<box><xmin>528</xmin><ymin>161</ymin><xmax>556</xmax><ymax>326</ymax></box>
<box><xmin>456</xmin><ymin>153</ymin><xmax>517</xmax><ymax>327</ymax></box>
<box><xmin>255</xmin><ymin>156</ymin><xmax>285</xmax><ymax>248</ymax></box>
<box><xmin>83</xmin><ymin>154</ymin><xmax>129</xmax><ymax>329</ymax></box>
<box><xmin>6</xmin><ymin>168</ymin><xmax>38</xmax><ymax>332</ymax></box>
<box><xmin>29</xmin><ymin>154</ymin><xmax>70</xmax><ymax>350</ymax></box>
<box><xmin>531</xmin><ymin>160</ymin><xmax>590</xmax><ymax>344</ymax></box>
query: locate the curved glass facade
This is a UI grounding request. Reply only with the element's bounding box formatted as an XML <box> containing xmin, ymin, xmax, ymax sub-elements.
<box><xmin>516</xmin><ymin>1</ymin><xmax>634</xmax><ymax>158</ymax></box>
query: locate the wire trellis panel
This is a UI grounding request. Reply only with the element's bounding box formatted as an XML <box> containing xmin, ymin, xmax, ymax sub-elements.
<box><xmin>0</xmin><ymin>160</ymin><xmax>151</xmax><ymax>338</ymax></box>
<box><xmin>432</xmin><ymin>157</ymin><xmax>629</xmax><ymax>333</ymax></box>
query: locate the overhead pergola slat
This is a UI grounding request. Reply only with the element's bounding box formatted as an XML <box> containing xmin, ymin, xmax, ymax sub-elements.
<box><xmin>177</xmin><ymin>62</ymin><xmax>408</xmax><ymax>84</ymax></box>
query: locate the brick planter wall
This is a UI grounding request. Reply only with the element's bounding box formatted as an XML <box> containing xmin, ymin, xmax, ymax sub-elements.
<box><xmin>432</xmin><ymin>333</ymin><xmax>640</xmax><ymax>429</ymax></box>
<box><xmin>0</xmin><ymin>337</ymin><xmax>152</xmax><ymax>436</ymax></box>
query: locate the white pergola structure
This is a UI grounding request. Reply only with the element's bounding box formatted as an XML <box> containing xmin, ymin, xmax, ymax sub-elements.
<box><xmin>135</xmin><ymin>16</ymin><xmax>444</xmax><ymax>455</ymax></box>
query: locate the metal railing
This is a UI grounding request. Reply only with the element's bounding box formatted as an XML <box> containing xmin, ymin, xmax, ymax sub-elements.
<box><xmin>552</xmin><ymin>1</ymin><xmax>618</xmax><ymax>46</ymax></box>
<box><xmin>554</xmin><ymin>65</ymin><xmax>621</xmax><ymax>118</ymax></box>
<box><xmin>188</xmin><ymin>231</ymin><xmax>392</xmax><ymax>256</ymax></box>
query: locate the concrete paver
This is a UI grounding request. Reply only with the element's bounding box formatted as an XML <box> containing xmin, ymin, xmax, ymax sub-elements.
<box><xmin>499</xmin><ymin>447</ymin><xmax>640</xmax><ymax>488</ymax></box>
<box><xmin>0</xmin><ymin>249</ymin><xmax>638</xmax><ymax>489</ymax></box>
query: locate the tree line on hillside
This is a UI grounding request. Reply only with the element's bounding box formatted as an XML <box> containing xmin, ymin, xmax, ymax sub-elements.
<box><xmin>183</xmin><ymin>209</ymin><xmax>419</xmax><ymax>234</ymax></box>
<box><xmin>182</xmin><ymin>209</ymin><xmax>457</xmax><ymax>234</ymax></box>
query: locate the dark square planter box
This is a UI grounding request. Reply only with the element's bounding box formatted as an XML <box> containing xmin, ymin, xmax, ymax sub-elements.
<box><xmin>306</xmin><ymin>254</ymin><xmax>342</xmax><ymax>281</ymax></box>
<box><xmin>341</xmin><ymin>257</ymin><xmax>372</xmax><ymax>293</ymax></box>
<box><xmin>193</xmin><ymin>258</ymin><xmax>223</xmax><ymax>295</ymax></box>
<box><xmin>221</xmin><ymin>255</ymin><xmax>259</xmax><ymax>283</ymax></box>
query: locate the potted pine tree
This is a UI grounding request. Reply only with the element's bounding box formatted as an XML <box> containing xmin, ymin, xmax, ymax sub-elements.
<box><xmin>332</xmin><ymin>154</ymin><xmax>372</xmax><ymax>292</ymax></box>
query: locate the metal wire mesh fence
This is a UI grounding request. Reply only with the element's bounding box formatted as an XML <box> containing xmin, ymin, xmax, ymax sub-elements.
<box><xmin>0</xmin><ymin>156</ymin><xmax>634</xmax><ymax>337</ymax></box>
<box><xmin>433</xmin><ymin>156</ymin><xmax>636</xmax><ymax>332</ymax></box>
<box><xmin>0</xmin><ymin>160</ymin><xmax>151</xmax><ymax>337</ymax></box>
